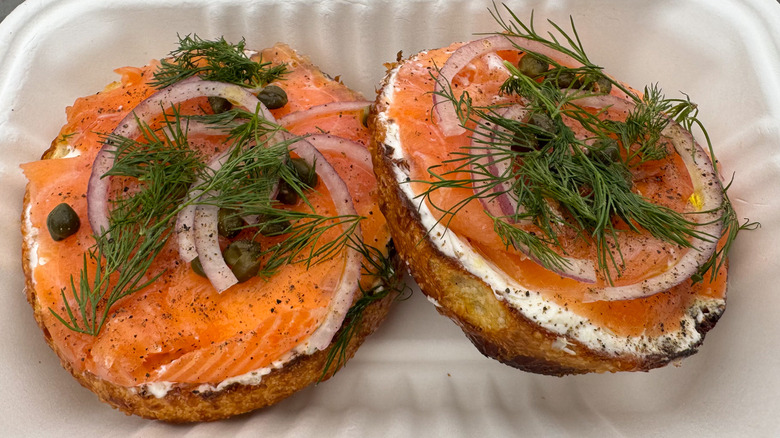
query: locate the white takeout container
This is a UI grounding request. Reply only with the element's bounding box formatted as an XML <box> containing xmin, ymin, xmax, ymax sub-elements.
<box><xmin>1</xmin><ymin>0</ymin><xmax>779</xmax><ymax>436</ymax></box>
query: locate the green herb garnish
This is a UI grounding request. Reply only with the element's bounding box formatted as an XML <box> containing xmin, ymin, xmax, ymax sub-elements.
<box><xmin>52</xmin><ymin>110</ymin><xmax>205</xmax><ymax>335</ymax></box>
<box><xmin>320</xmin><ymin>241</ymin><xmax>410</xmax><ymax>380</ymax></box>
<box><xmin>151</xmin><ymin>34</ymin><xmax>288</xmax><ymax>89</ymax></box>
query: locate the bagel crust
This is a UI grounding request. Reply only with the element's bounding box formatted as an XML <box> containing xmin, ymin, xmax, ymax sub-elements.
<box><xmin>368</xmin><ymin>51</ymin><xmax>726</xmax><ymax>376</ymax></box>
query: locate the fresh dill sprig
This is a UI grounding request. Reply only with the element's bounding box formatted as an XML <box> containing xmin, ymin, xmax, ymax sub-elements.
<box><xmin>51</xmin><ymin>110</ymin><xmax>205</xmax><ymax>335</ymax></box>
<box><xmin>256</xmin><ymin>210</ymin><xmax>363</xmax><ymax>276</ymax></box>
<box><xmin>320</xmin><ymin>241</ymin><xmax>410</xmax><ymax>380</ymax></box>
<box><xmin>488</xmin><ymin>2</ymin><xmax>646</xmax><ymax>106</ymax></box>
<box><xmin>151</xmin><ymin>34</ymin><xmax>288</xmax><ymax>89</ymax></box>
<box><xmin>427</xmin><ymin>72</ymin><xmax>708</xmax><ymax>281</ymax></box>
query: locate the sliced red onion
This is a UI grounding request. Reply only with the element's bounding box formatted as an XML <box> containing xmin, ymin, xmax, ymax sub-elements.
<box><xmin>482</xmin><ymin>51</ymin><xmax>512</xmax><ymax>79</ymax></box>
<box><xmin>161</xmin><ymin>118</ymin><xmax>230</xmax><ymax>140</ymax></box>
<box><xmin>277</xmin><ymin>100</ymin><xmax>372</xmax><ymax>128</ymax></box>
<box><xmin>175</xmin><ymin>204</ymin><xmax>199</xmax><ymax>262</ymax></box>
<box><xmin>469</xmin><ymin>105</ymin><xmax>597</xmax><ymax>283</ymax></box>
<box><xmin>568</xmin><ymin>94</ymin><xmax>725</xmax><ymax>301</ymax></box>
<box><xmin>434</xmin><ymin>34</ymin><xmax>584</xmax><ymax>137</ymax></box>
<box><xmin>471</xmin><ymin>105</ymin><xmax>526</xmax><ymax>220</ymax></box>
<box><xmin>186</xmin><ymin>134</ymin><xmax>362</xmax><ymax>311</ymax></box>
<box><xmin>87</xmin><ymin>77</ymin><xmax>276</xmax><ymax>237</ymax></box>
<box><xmin>238</xmin><ymin>131</ymin><xmax>369</xmax><ymax>229</ymax></box>
<box><xmin>193</xmin><ymin>201</ymin><xmax>239</xmax><ymax>292</ymax></box>
<box><xmin>283</xmin><ymin>137</ymin><xmax>363</xmax><ymax>351</ymax></box>
<box><xmin>87</xmin><ymin>151</ymin><xmax>115</xmax><ymax>237</ymax></box>
<box><xmin>183</xmin><ymin>136</ymin><xmax>365</xmax><ymax>368</ymax></box>
<box><xmin>176</xmin><ymin>149</ymin><xmax>231</xmax><ymax>263</ymax></box>
<box><xmin>305</xmin><ymin>134</ymin><xmax>373</xmax><ymax>171</ymax></box>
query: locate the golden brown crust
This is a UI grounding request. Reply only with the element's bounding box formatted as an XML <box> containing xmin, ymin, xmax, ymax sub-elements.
<box><xmin>367</xmin><ymin>64</ymin><xmax>723</xmax><ymax>376</ymax></box>
<box><xmin>23</xmin><ymin>180</ymin><xmax>398</xmax><ymax>422</ymax></box>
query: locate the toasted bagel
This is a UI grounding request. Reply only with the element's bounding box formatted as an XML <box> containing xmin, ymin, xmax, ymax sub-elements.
<box><xmin>368</xmin><ymin>35</ymin><xmax>731</xmax><ymax>375</ymax></box>
<box><xmin>21</xmin><ymin>41</ymin><xmax>399</xmax><ymax>421</ymax></box>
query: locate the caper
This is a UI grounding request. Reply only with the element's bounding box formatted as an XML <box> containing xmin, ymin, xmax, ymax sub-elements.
<box><xmin>580</xmin><ymin>72</ymin><xmax>612</xmax><ymax>94</ymax></box>
<box><xmin>208</xmin><ymin>96</ymin><xmax>233</xmax><ymax>114</ymax></box>
<box><xmin>590</xmin><ymin>139</ymin><xmax>632</xmax><ymax>188</ymax></box>
<box><xmin>276</xmin><ymin>180</ymin><xmax>298</xmax><ymax>205</ymax></box>
<box><xmin>511</xmin><ymin>131</ymin><xmax>538</xmax><ymax>153</ymax></box>
<box><xmin>47</xmin><ymin>203</ymin><xmax>80</xmax><ymax>241</ymax></box>
<box><xmin>617</xmin><ymin>166</ymin><xmax>634</xmax><ymax>189</ymax></box>
<box><xmin>191</xmin><ymin>257</ymin><xmax>207</xmax><ymax>277</ymax></box>
<box><xmin>518</xmin><ymin>54</ymin><xmax>549</xmax><ymax>77</ymax></box>
<box><xmin>591</xmin><ymin>138</ymin><xmax>621</xmax><ymax>164</ymax></box>
<box><xmin>223</xmin><ymin>240</ymin><xmax>264</xmax><ymax>283</ymax></box>
<box><xmin>276</xmin><ymin>158</ymin><xmax>318</xmax><ymax>204</ymax></box>
<box><xmin>218</xmin><ymin>208</ymin><xmax>244</xmax><ymax>238</ymax></box>
<box><xmin>290</xmin><ymin>157</ymin><xmax>318</xmax><ymax>187</ymax></box>
<box><xmin>528</xmin><ymin>113</ymin><xmax>557</xmax><ymax>147</ymax></box>
<box><xmin>256</xmin><ymin>215</ymin><xmax>292</xmax><ymax>236</ymax></box>
<box><xmin>529</xmin><ymin>113</ymin><xmax>555</xmax><ymax>133</ymax></box>
<box><xmin>589</xmin><ymin>74</ymin><xmax>612</xmax><ymax>94</ymax></box>
<box><xmin>554</xmin><ymin>70</ymin><xmax>582</xmax><ymax>89</ymax></box>
<box><xmin>257</xmin><ymin>85</ymin><xmax>288</xmax><ymax>109</ymax></box>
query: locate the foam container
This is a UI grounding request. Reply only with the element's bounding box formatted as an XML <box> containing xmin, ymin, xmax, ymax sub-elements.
<box><xmin>1</xmin><ymin>0</ymin><xmax>779</xmax><ymax>436</ymax></box>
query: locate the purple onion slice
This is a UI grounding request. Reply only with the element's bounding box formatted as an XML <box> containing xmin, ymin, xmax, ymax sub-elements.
<box><xmin>305</xmin><ymin>134</ymin><xmax>373</xmax><ymax>171</ymax></box>
<box><xmin>433</xmin><ymin>35</ymin><xmax>584</xmax><ymax>137</ymax></box>
<box><xmin>277</xmin><ymin>101</ymin><xmax>372</xmax><ymax>128</ymax></box>
<box><xmin>469</xmin><ymin>105</ymin><xmax>597</xmax><ymax>283</ymax></box>
<box><xmin>87</xmin><ymin>77</ymin><xmax>275</xmax><ymax>237</ymax></box>
<box><xmin>282</xmin><ymin>137</ymin><xmax>363</xmax><ymax>351</ymax></box>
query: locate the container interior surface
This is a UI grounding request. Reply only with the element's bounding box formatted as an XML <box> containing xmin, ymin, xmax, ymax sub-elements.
<box><xmin>0</xmin><ymin>0</ymin><xmax>779</xmax><ymax>436</ymax></box>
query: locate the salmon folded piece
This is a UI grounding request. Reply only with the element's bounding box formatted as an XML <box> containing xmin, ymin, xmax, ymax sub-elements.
<box><xmin>368</xmin><ymin>8</ymin><xmax>751</xmax><ymax>375</ymax></box>
<box><xmin>21</xmin><ymin>38</ymin><xmax>400</xmax><ymax>422</ymax></box>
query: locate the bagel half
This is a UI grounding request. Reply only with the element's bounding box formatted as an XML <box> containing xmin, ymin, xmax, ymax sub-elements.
<box><xmin>368</xmin><ymin>32</ymin><xmax>733</xmax><ymax>376</ymax></box>
<box><xmin>21</xmin><ymin>41</ymin><xmax>400</xmax><ymax>422</ymax></box>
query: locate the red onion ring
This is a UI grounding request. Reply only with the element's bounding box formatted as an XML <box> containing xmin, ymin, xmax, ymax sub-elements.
<box><xmin>175</xmin><ymin>202</ymin><xmax>199</xmax><ymax>262</ymax></box>
<box><xmin>174</xmin><ymin>118</ymin><xmax>280</xmax><ymax>263</ymax></box>
<box><xmin>305</xmin><ymin>134</ymin><xmax>373</xmax><ymax>171</ymax></box>
<box><xmin>471</xmin><ymin>105</ymin><xmax>527</xmax><ymax>220</ymax></box>
<box><xmin>283</xmin><ymin>137</ymin><xmax>363</xmax><ymax>351</ymax></box>
<box><xmin>277</xmin><ymin>101</ymin><xmax>372</xmax><ymax>128</ymax></box>
<box><xmin>239</xmin><ymin>131</ymin><xmax>370</xmax><ymax>230</ymax></box>
<box><xmin>87</xmin><ymin>77</ymin><xmax>276</xmax><ymax>237</ymax></box>
<box><xmin>186</xmin><ymin>134</ymin><xmax>363</xmax><ymax>314</ymax></box>
<box><xmin>176</xmin><ymin>149</ymin><xmax>231</xmax><ymax>264</ymax></box>
<box><xmin>469</xmin><ymin>105</ymin><xmax>597</xmax><ymax>283</ymax></box>
<box><xmin>193</xmin><ymin>201</ymin><xmax>238</xmax><ymax>293</ymax></box>
<box><xmin>434</xmin><ymin>34</ymin><xmax>585</xmax><ymax>137</ymax></box>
